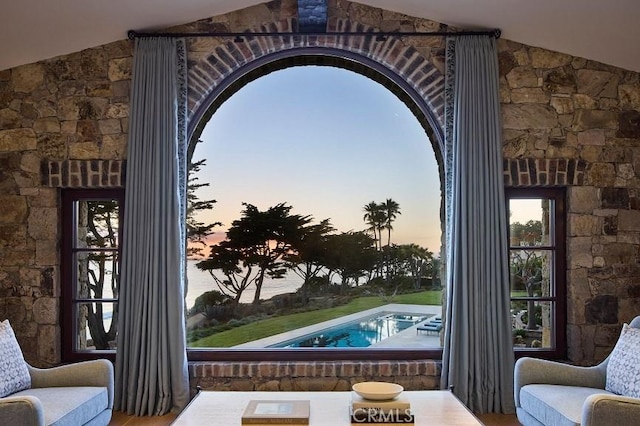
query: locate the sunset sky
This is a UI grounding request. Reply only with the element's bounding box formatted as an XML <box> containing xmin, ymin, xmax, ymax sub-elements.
<box><xmin>189</xmin><ymin>65</ymin><xmax>554</xmax><ymax>257</ymax></box>
<box><xmin>188</xmin><ymin>65</ymin><xmax>540</xmax><ymax>258</ymax></box>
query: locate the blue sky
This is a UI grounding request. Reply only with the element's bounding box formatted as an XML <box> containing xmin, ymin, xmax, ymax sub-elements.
<box><xmin>193</xmin><ymin>66</ymin><xmax>442</xmax><ymax>254</ymax></box>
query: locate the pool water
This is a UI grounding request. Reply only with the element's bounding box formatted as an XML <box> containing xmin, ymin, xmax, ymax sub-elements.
<box><xmin>270</xmin><ymin>312</ymin><xmax>427</xmax><ymax>348</ymax></box>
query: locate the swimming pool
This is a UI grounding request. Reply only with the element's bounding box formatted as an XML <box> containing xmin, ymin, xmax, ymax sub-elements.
<box><xmin>269</xmin><ymin>312</ymin><xmax>427</xmax><ymax>348</ymax></box>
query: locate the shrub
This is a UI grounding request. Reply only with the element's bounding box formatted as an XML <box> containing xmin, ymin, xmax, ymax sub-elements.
<box><xmin>192</xmin><ymin>290</ymin><xmax>231</xmax><ymax>311</ymax></box>
<box><xmin>299</xmin><ymin>275</ymin><xmax>340</xmax><ymax>297</ymax></box>
<box><xmin>204</xmin><ymin>304</ymin><xmax>234</xmax><ymax>321</ymax></box>
<box><xmin>227</xmin><ymin>318</ymin><xmax>244</xmax><ymax>327</ymax></box>
<box><xmin>521</xmin><ymin>305</ymin><xmax>543</xmax><ymax>328</ymax></box>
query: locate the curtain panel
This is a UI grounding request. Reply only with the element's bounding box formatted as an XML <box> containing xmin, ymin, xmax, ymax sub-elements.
<box><xmin>115</xmin><ymin>37</ymin><xmax>190</xmax><ymax>416</ymax></box>
<box><xmin>441</xmin><ymin>35</ymin><xmax>515</xmax><ymax>414</ymax></box>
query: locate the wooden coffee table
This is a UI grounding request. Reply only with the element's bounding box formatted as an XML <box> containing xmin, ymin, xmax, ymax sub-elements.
<box><xmin>172</xmin><ymin>390</ymin><xmax>483</xmax><ymax>425</ymax></box>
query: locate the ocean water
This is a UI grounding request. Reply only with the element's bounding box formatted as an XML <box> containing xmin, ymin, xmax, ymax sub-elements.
<box><xmin>83</xmin><ymin>261</ymin><xmax>302</xmax><ymax>346</ymax></box>
<box><xmin>185</xmin><ymin>259</ymin><xmax>303</xmax><ymax>310</ymax></box>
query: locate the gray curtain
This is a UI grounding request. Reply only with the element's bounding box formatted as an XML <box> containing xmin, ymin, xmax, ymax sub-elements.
<box><xmin>115</xmin><ymin>37</ymin><xmax>190</xmax><ymax>416</ymax></box>
<box><xmin>441</xmin><ymin>35</ymin><xmax>515</xmax><ymax>414</ymax></box>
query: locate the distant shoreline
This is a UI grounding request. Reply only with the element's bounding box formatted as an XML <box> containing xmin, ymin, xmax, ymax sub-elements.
<box><xmin>185</xmin><ymin>259</ymin><xmax>303</xmax><ymax>310</ymax></box>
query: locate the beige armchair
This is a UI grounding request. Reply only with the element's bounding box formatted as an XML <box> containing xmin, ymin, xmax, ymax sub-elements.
<box><xmin>0</xmin><ymin>319</ymin><xmax>113</xmax><ymax>426</ymax></box>
<box><xmin>514</xmin><ymin>316</ymin><xmax>640</xmax><ymax>426</ymax></box>
<box><xmin>0</xmin><ymin>359</ymin><xmax>114</xmax><ymax>426</ymax></box>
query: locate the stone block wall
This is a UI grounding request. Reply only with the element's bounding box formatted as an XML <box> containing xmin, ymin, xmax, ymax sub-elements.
<box><xmin>0</xmin><ymin>40</ymin><xmax>132</xmax><ymax>366</ymax></box>
<box><xmin>497</xmin><ymin>39</ymin><xmax>640</xmax><ymax>362</ymax></box>
<box><xmin>0</xmin><ymin>0</ymin><xmax>639</xmax><ymax>376</ymax></box>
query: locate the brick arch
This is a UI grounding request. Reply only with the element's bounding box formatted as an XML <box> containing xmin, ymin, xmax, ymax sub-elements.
<box><xmin>186</xmin><ymin>17</ymin><xmax>446</xmax><ymax>154</ymax></box>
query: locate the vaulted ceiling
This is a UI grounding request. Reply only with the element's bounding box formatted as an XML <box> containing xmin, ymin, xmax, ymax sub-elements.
<box><xmin>1</xmin><ymin>0</ymin><xmax>638</xmax><ymax>73</ymax></box>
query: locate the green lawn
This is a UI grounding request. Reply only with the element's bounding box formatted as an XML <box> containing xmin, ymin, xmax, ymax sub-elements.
<box><xmin>190</xmin><ymin>290</ymin><xmax>442</xmax><ymax>347</ymax></box>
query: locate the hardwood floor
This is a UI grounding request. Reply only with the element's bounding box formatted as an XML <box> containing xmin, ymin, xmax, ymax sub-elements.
<box><xmin>476</xmin><ymin>413</ymin><xmax>521</xmax><ymax>425</ymax></box>
<box><xmin>109</xmin><ymin>410</ymin><xmax>520</xmax><ymax>425</ymax></box>
<box><xmin>109</xmin><ymin>410</ymin><xmax>176</xmax><ymax>426</ymax></box>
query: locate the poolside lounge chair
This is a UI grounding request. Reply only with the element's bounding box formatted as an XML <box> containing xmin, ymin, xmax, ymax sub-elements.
<box><xmin>416</xmin><ymin>322</ymin><xmax>442</xmax><ymax>335</ymax></box>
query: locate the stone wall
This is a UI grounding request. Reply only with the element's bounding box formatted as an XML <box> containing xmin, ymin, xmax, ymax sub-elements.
<box><xmin>0</xmin><ymin>0</ymin><xmax>639</xmax><ymax>373</ymax></box>
<box><xmin>497</xmin><ymin>40</ymin><xmax>640</xmax><ymax>362</ymax></box>
<box><xmin>0</xmin><ymin>41</ymin><xmax>132</xmax><ymax>365</ymax></box>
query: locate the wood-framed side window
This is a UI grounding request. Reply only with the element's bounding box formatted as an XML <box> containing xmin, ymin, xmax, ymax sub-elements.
<box><xmin>61</xmin><ymin>189</ymin><xmax>124</xmax><ymax>362</ymax></box>
<box><xmin>506</xmin><ymin>187</ymin><xmax>566</xmax><ymax>359</ymax></box>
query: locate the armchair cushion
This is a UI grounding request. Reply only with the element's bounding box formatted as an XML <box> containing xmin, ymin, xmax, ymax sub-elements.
<box><xmin>10</xmin><ymin>387</ymin><xmax>108</xmax><ymax>426</ymax></box>
<box><xmin>605</xmin><ymin>323</ymin><xmax>640</xmax><ymax>398</ymax></box>
<box><xmin>520</xmin><ymin>384</ymin><xmax>615</xmax><ymax>426</ymax></box>
<box><xmin>0</xmin><ymin>320</ymin><xmax>31</xmax><ymax>398</ymax></box>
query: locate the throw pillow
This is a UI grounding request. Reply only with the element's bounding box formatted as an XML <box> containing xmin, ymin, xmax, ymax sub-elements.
<box><xmin>605</xmin><ymin>323</ymin><xmax>640</xmax><ymax>398</ymax></box>
<box><xmin>0</xmin><ymin>319</ymin><xmax>31</xmax><ymax>398</ymax></box>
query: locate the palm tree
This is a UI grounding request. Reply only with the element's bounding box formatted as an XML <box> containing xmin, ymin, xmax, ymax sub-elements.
<box><xmin>363</xmin><ymin>201</ymin><xmax>385</xmax><ymax>251</ymax></box>
<box><xmin>381</xmin><ymin>198</ymin><xmax>401</xmax><ymax>248</ymax></box>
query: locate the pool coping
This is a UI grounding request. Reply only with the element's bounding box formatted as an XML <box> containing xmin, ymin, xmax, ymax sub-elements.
<box><xmin>234</xmin><ymin>303</ymin><xmax>442</xmax><ymax>348</ymax></box>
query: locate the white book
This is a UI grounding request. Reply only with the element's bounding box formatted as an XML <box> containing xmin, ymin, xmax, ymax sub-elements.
<box><xmin>350</xmin><ymin>393</ymin><xmax>411</xmax><ymax>410</ymax></box>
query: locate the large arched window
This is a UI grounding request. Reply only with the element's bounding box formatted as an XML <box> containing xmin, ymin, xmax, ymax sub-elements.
<box><xmin>185</xmin><ymin>65</ymin><xmax>444</xmax><ymax>359</ymax></box>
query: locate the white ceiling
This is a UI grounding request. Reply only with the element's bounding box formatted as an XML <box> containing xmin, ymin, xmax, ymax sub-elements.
<box><xmin>1</xmin><ymin>0</ymin><xmax>639</xmax><ymax>73</ymax></box>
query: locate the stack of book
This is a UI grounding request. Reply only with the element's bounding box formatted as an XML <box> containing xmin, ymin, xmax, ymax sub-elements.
<box><xmin>350</xmin><ymin>394</ymin><xmax>414</xmax><ymax>425</ymax></box>
<box><xmin>241</xmin><ymin>400</ymin><xmax>310</xmax><ymax>425</ymax></box>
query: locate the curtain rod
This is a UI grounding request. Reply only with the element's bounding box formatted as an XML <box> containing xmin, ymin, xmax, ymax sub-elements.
<box><xmin>127</xmin><ymin>29</ymin><xmax>501</xmax><ymax>40</ymax></box>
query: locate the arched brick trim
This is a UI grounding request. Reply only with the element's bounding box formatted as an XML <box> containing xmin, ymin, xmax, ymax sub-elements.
<box><xmin>187</xmin><ymin>50</ymin><xmax>442</xmax><ymax>165</ymax></box>
<box><xmin>186</xmin><ymin>17</ymin><xmax>446</xmax><ymax>149</ymax></box>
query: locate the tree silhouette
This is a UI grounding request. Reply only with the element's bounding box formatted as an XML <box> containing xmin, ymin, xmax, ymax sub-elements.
<box><xmin>381</xmin><ymin>198</ymin><xmax>401</xmax><ymax>248</ymax></box>
<box><xmin>397</xmin><ymin>243</ymin><xmax>437</xmax><ymax>290</ymax></box>
<box><xmin>510</xmin><ymin>219</ymin><xmax>545</xmax><ymax>330</ymax></box>
<box><xmin>363</xmin><ymin>199</ymin><xmax>401</xmax><ymax>279</ymax></box>
<box><xmin>283</xmin><ymin>219</ymin><xmax>334</xmax><ymax>302</ymax></box>
<box><xmin>363</xmin><ymin>201</ymin><xmax>385</xmax><ymax>251</ymax></box>
<box><xmin>196</xmin><ymin>240</ymin><xmax>254</xmax><ymax>306</ymax></box>
<box><xmin>363</xmin><ymin>199</ymin><xmax>402</xmax><ymax>250</ymax></box>
<box><xmin>186</xmin><ymin>158</ymin><xmax>221</xmax><ymax>258</ymax></box>
<box><xmin>77</xmin><ymin>200</ymin><xmax>119</xmax><ymax>350</ymax></box>
<box><xmin>323</xmin><ymin>231</ymin><xmax>378</xmax><ymax>290</ymax></box>
<box><xmin>198</xmin><ymin>203</ymin><xmax>312</xmax><ymax>304</ymax></box>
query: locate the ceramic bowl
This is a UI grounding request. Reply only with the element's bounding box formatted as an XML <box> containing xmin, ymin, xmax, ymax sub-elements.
<box><xmin>352</xmin><ymin>381</ymin><xmax>404</xmax><ymax>400</ymax></box>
